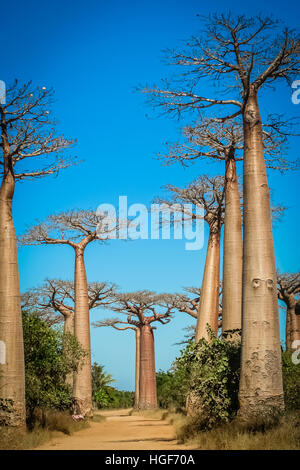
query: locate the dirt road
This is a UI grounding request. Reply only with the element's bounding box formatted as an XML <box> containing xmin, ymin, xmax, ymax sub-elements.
<box><xmin>35</xmin><ymin>409</ymin><xmax>196</xmax><ymax>450</ymax></box>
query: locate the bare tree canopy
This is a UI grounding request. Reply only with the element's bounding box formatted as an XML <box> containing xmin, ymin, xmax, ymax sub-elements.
<box><xmin>171</xmin><ymin>287</ymin><xmax>201</xmax><ymax>319</ymax></box>
<box><xmin>159</xmin><ymin>117</ymin><xmax>298</xmax><ymax>172</ymax></box>
<box><xmin>93</xmin><ymin>317</ymin><xmax>137</xmax><ymax>331</ymax></box>
<box><xmin>19</xmin><ymin>209</ymin><xmax>119</xmax><ymax>248</ymax></box>
<box><xmin>22</xmin><ymin>279</ymin><xmax>117</xmax><ymax>319</ymax></box>
<box><xmin>0</xmin><ymin>80</ymin><xmax>77</xmax><ymax>181</ymax></box>
<box><xmin>172</xmin><ymin>286</ymin><xmax>223</xmax><ymax>324</ymax></box>
<box><xmin>140</xmin><ymin>14</ymin><xmax>300</xmax><ymax>120</ymax></box>
<box><xmin>20</xmin><ymin>290</ymin><xmax>62</xmax><ymax>327</ymax></box>
<box><xmin>100</xmin><ymin>290</ymin><xmax>178</xmax><ymax>327</ymax></box>
<box><xmin>277</xmin><ymin>272</ymin><xmax>300</xmax><ymax>299</ymax></box>
<box><xmin>154</xmin><ymin>175</ymin><xmax>225</xmax><ymax>230</ymax></box>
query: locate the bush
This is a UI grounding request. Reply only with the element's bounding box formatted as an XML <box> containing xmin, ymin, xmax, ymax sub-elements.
<box><xmin>176</xmin><ymin>331</ymin><xmax>241</xmax><ymax>429</ymax></box>
<box><xmin>92</xmin><ymin>362</ymin><xmax>134</xmax><ymax>409</ymax></box>
<box><xmin>23</xmin><ymin>311</ymin><xmax>86</xmax><ymax>427</ymax></box>
<box><xmin>156</xmin><ymin>369</ymin><xmax>189</xmax><ymax>411</ymax></box>
<box><xmin>93</xmin><ymin>386</ymin><xmax>134</xmax><ymax>409</ymax></box>
<box><xmin>160</xmin><ymin>331</ymin><xmax>298</xmax><ymax>433</ymax></box>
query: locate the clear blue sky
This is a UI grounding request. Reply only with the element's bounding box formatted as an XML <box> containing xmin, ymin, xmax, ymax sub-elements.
<box><xmin>2</xmin><ymin>0</ymin><xmax>299</xmax><ymax>390</ymax></box>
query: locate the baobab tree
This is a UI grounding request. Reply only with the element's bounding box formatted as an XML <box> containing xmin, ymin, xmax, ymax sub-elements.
<box><xmin>141</xmin><ymin>13</ymin><xmax>300</xmax><ymax>421</ymax></box>
<box><xmin>24</xmin><ymin>279</ymin><xmax>116</xmax><ymax>388</ymax></box>
<box><xmin>20</xmin><ymin>210</ymin><xmax>118</xmax><ymax>417</ymax></box>
<box><xmin>161</xmin><ymin>119</ymin><xmax>293</xmax><ymax>338</ymax></box>
<box><xmin>24</xmin><ymin>279</ymin><xmax>116</xmax><ymax>335</ymax></box>
<box><xmin>104</xmin><ymin>291</ymin><xmax>177</xmax><ymax>409</ymax></box>
<box><xmin>277</xmin><ymin>272</ymin><xmax>300</xmax><ymax>351</ymax></box>
<box><xmin>0</xmin><ymin>81</ymin><xmax>75</xmax><ymax>427</ymax></box>
<box><xmin>155</xmin><ymin>175</ymin><xmax>225</xmax><ymax>341</ymax></box>
<box><xmin>93</xmin><ymin>318</ymin><xmax>141</xmax><ymax>408</ymax></box>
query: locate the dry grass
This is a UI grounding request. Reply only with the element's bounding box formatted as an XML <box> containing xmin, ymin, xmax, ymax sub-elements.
<box><xmin>0</xmin><ymin>410</ymin><xmax>90</xmax><ymax>450</ymax></box>
<box><xmin>133</xmin><ymin>409</ymin><xmax>300</xmax><ymax>450</ymax></box>
<box><xmin>175</xmin><ymin>411</ymin><xmax>300</xmax><ymax>450</ymax></box>
<box><xmin>129</xmin><ymin>408</ymin><xmax>168</xmax><ymax>420</ymax></box>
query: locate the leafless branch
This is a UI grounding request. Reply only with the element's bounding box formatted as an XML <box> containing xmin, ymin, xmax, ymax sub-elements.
<box><xmin>139</xmin><ymin>14</ymin><xmax>299</xmax><ymax>119</ymax></box>
<box><xmin>19</xmin><ymin>209</ymin><xmax>121</xmax><ymax>248</ymax></box>
<box><xmin>22</xmin><ymin>279</ymin><xmax>117</xmax><ymax>320</ymax></box>
<box><xmin>105</xmin><ymin>290</ymin><xmax>177</xmax><ymax>326</ymax></box>
<box><xmin>158</xmin><ymin>116</ymin><xmax>298</xmax><ymax>172</ymax></box>
<box><xmin>154</xmin><ymin>175</ymin><xmax>225</xmax><ymax>231</ymax></box>
<box><xmin>277</xmin><ymin>271</ymin><xmax>300</xmax><ymax>300</ymax></box>
<box><xmin>0</xmin><ymin>80</ymin><xmax>77</xmax><ymax>182</ymax></box>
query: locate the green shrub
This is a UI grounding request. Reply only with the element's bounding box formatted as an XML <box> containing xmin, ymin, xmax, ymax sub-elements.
<box><xmin>156</xmin><ymin>369</ymin><xmax>189</xmax><ymax>411</ymax></box>
<box><xmin>177</xmin><ymin>330</ymin><xmax>241</xmax><ymax>429</ymax></box>
<box><xmin>92</xmin><ymin>362</ymin><xmax>134</xmax><ymax>409</ymax></box>
<box><xmin>22</xmin><ymin>311</ymin><xmax>86</xmax><ymax>427</ymax></box>
<box><xmin>160</xmin><ymin>330</ymin><xmax>298</xmax><ymax>432</ymax></box>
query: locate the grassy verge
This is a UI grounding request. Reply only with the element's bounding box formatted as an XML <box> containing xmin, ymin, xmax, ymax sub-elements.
<box><xmin>175</xmin><ymin>411</ymin><xmax>300</xmax><ymax>450</ymax></box>
<box><xmin>0</xmin><ymin>410</ymin><xmax>91</xmax><ymax>450</ymax></box>
<box><xmin>132</xmin><ymin>408</ymin><xmax>300</xmax><ymax>450</ymax></box>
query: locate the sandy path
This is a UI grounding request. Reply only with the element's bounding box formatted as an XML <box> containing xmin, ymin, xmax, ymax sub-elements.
<box><xmin>35</xmin><ymin>409</ymin><xmax>196</xmax><ymax>450</ymax></box>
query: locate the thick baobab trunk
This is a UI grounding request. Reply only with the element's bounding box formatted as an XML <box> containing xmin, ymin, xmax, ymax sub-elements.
<box><xmin>288</xmin><ymin>304</ymin><xmax>300</xmax><ymax>350</ymax></box>
<box><xmin>195</xmin><ymin>226</ymin><xmax>221</xmax><ymax>342</ymax></box>
<box><xmin>73</xmin><ymin>248</ymin><xmax>93</xmax><ymax>417</ymax></box>
<box><xmin>134</xmin><ymin>327</ymin><xmax>141</xmax><ymax>409</ymax></box>
<box><xmin>0</xmin><ymin>172</ymin><xmax>25</xmax><ymax>427</ymax></box>
<box><xmin>139</xmin><ymin>324</ymin><xmax>157</xmax><ymax>409</ymax></box>
<box><xmin>222</xmin><ymin>153</ymin><xmax>242</xmax><ymax>339</ymax></box>
<box><xmin>286</xmin><ymin>307</ymin><xmax>292</xmax><ymax>351</ymax></box>
<box><xmin>63</xmin><ymin>311</ymin><xmax>75</xmax><ymax>335</ymax></box>
<box><xmin>293</xmin><ymin>312</ymin><xmax>300</xmax><ymax>348</ymax></box>
<box><xmin>238</xmin><ymin>86</ymin><xmax>284</xmax><ymax>422</ymax></box>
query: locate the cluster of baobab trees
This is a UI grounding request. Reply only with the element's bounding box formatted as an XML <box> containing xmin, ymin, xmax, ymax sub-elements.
<box><xmin>138</xmin><ymin>13</ymin><xmax>300</xmax><ymax>422</ymax></box>
<box><xmin>0</xmin><ymin>13</ymin><xmax>299</xmax><ymax>428</ymax></box>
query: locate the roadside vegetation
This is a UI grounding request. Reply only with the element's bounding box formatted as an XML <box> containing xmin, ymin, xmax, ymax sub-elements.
<box><xmin>154</xmin><ymin>332</ymin><xmax>300</xmax><ymax>449</ymax></box>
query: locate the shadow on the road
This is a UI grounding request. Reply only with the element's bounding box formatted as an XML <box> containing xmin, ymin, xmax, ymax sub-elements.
<box><xmin>104</xmin><ymin>437</ymin><xmax>176</xmax><ymax>443</ymax></box>
<box><xmin>133</xmin><ymin>423</ymin><xmax>170</xmax><ymax>427</ymax></box>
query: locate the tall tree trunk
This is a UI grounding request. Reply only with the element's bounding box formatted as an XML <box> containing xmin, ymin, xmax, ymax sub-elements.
<box><xmin>286</xmin><ymin>307</ymin><xmax>292</xmax><ymax>351</ymax></box>
<box><xmin>195</xmin><ymin>226</ymin><xmax>221</xmax><ymax>342</ymax></box>
<box><xmin>62</xmin><ymin>311</ymin><xmax>75</xmax><ymax>388</ymax></box>
<box><xmin>222</xmin><ymin>152</ymin><xmax>243</xmax><ymax>339</ymax></box>
<box><xmin>139</xmin><ymin>324</ymin><xmax>157</xmax><ymax>409</ymax></box>
<box><xmin>0</xmin><ymin>172</ymin><xmax>25</xmax><ymax>427</ymax></box>
<box><xmin>238</xmin><ymin>85</ymin><xmax>284</xmax><ymax>422</ymax></box>
<box><xmin>63</xmin><ymin>312</ymin><xmax>75</xmax><ymax>335</ymax></box>
<box><xmin>73</xmin><ymin>248</ymin><xmax>93</xmax><ymax>417</ymax></box>
<box><xmin>134</xmin><ymin>327</ymin><xmax>141</xmax><ymax>409</ymax></box>
<box><xmin>289</xmin><ymin>305</ymin><xmax>300</xmax><ymax>350</ymax></box>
